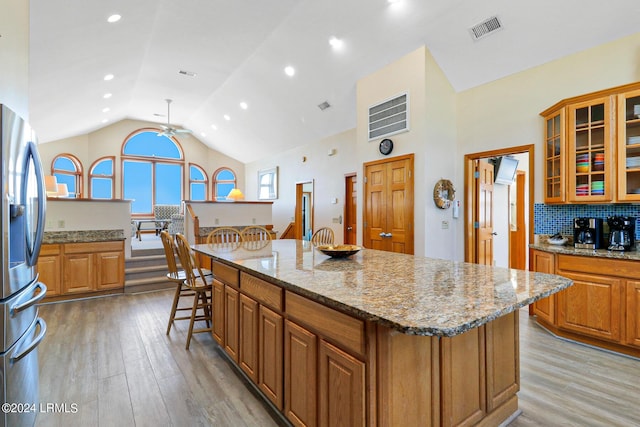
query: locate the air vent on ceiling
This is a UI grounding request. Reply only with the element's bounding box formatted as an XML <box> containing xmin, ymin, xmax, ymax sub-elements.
<box><xmin>368</xmin><ymin>93</ymin><xmax>409</xmax><ymax>140</ymax></box>
<box><xmin>318</xmin><ymin>101</ymin><xmax>331</xmax><ymax>111</ymax></box>
<box><xmin>178</xmin><ymin>70</ymin><xmax>197</xmax><ymax>77</ymax></box>
<box><xmin>469</xmin><ymin>16</ymin><xmax>503</xmax><ymax>41</ymax></box>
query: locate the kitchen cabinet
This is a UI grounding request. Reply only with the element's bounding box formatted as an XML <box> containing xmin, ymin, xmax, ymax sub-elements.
<box><xmin>239</xmin><ymin>294</ymin><xmax>259</xmax><ymax>383</ymax></box>
<box><xmin>540</xmin><ymin>82</ymin><xmax>640</xmax><ymax>204</ymax></box>
<box><xmin>616</xmin><ymin>88</ymin><xmax>640</xmax><ymax>201</ymax></box>
<box><xmin>211</xmin><ymin>279</ymin><xmax>225</xmax><ymax>346</ymax></box>
<box><xmin>36</xmin><ymin>244</ymin><xmax>61</xmax><ymax>296</ymax></box>
<box><xmin>531</xmin><ymin>250</ymin><xmax>556</xmax><ymax>323</ymax></box>
<box><xmin>258</xmin><ymin>305</ymin><xmax>283</xmax><ymax>410</ymax></box>
<box><xmin>224</xmin><ymin>286</ymin><xmax>239</xmax><ymax>363</ymax></box>
<box><xmin>626</xmin><ymin>281</ymin><xmax>640</xmax><ymax>348</ymax></box>
<box><xmin>284</xmin><ymin>320</ymin><xmax>317</xmax><ymax>427</ymax></box>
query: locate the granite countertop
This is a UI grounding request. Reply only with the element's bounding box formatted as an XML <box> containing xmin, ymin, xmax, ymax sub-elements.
<box><xmin>193</xmin><ymin>240</ymin><xmax>572</xmax><ymax>337</ymax></box>
<box><xmin>530</xmin><ymin>242</ymin><xmax>640</xmax><ymax>261</ymax></box>
<box><xmin>43</xmin><ymin>229</ymin><xmax>125</xmax><ymax>244</ymax></box>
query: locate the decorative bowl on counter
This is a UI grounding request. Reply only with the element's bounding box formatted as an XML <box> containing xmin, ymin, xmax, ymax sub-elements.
<box><xmin>316</xmin><ymin>244</ymin><xmax>361</xmax><ymax>258</ymax></box>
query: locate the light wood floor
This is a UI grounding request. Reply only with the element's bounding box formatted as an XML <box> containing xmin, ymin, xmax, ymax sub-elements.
<box><xmin>35</xmin><ymin>290</ymin><xmax>640</xmax><ymax>427</ymax></box>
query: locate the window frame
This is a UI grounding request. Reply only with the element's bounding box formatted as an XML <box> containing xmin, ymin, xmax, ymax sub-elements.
<box><xmin>51</xmin><ymin>153</ymin><xmax>83</xmax><ymax>198</ymax></box>
<box><xmin>188</xmin><ymin>163</ymin><xmax>208</xmax><ymax>201</ymax></box>
<box><xmin>88</xmin><ymin>156</ymin><xmax>115</xmax><ymax>199</ymax></box>
<box><xmin>212</xmin><ymin>167</ymin><xmax>237</xmax><ymax>200</ymax></box>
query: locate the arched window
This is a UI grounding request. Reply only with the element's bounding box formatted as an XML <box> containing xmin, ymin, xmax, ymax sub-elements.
<box><xmin>189</xmin><ymin>164</ymin><xmax>208</xmax><ymax>201</ymax></box>
<box><xmin>52</xmin><ymin>154</ymin><xmax>83</xmax><ymax>198</ymax></box>
<box><xmin>122</xmin><ymin>129</ymin><xmax>184</xmax><ymax>215</ymax></box>
<box><xmin>212</xmin><ymin>167</ymin><xmax>236</xmax><ymax>200</ymax></box>
<box><xmin>89</xmin><ymin>157</ymin><xmax>115</xmax><ymax>199</ymax></box>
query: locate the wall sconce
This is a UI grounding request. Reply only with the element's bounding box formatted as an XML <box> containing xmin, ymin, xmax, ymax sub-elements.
<box><xmin>226</xmin><ymin>188</ymin><xmax>245</xmax><ymax>201</ymax></box>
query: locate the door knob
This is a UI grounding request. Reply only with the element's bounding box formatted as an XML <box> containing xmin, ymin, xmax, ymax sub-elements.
<box><xmin>379</xmin><ymin>232</ymin><xmax>386</xmax><ymax>237</ymax></box>
<box><xmin>491</xmin><ymin>232</ymin><xmax>498</xmax><ymax>236</ymax></box>
<box><xmin>347</xmin><ymin>226</ymin><xmax>353</xmax><ymax>231</ymax></box>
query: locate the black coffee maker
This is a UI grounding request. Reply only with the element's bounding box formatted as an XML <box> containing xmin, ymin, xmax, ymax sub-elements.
<box><xmin>607</xmin><ymin>216</ymin><xmax>636</xmax><ymax>251</ymax></box>
<box><xmin>573</xmin><ymin>217</ymin><xmax>604</xmax><ymax>249</ymax></box>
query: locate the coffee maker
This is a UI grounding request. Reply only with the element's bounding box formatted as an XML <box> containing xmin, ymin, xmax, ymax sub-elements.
<box><xmin>607</xmin><ymin>216</ymin><xmax>636</xmax><ymax>251</ymax></box>
<box><xmin>573</xmin><ymin>217</ymin><xmax>604</xmax><ymax>249</ymax></box>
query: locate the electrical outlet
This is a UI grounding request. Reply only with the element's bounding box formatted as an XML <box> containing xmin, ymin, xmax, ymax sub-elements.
<box><xmin>57</xmin><ymin>220</ymin><xmax>65</xmax><ymax>228</ymax></box>
<box><xmin>441</xmin><ymin>220</ymin><xmax>449</xmax><ymax>229</ymax></box>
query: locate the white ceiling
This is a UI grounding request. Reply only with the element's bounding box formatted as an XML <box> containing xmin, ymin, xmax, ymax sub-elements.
<box><xmin>28</xmin><ymin>0</ymin><xmax>640</xmax><ymax>163</ymax></box>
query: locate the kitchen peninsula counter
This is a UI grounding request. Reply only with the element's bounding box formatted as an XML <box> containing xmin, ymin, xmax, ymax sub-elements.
<box><xmin>194</xmin><ymin>240</ymin><xmax>572</xmax><ymax>426</ymax></box>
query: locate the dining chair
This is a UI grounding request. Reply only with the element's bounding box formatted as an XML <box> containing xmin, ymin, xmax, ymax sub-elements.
<box><xmin>161</xmin><ymin>231</ymin><xmax>212</xmax><ymax>335</ymax></box>
<box><xmin>241</xmin><ymin>225</ymin><xmax>272</xmax><ymax>250</ymax></box>
<box><xmin>206</xmin><ymin>227</ymin><xmax>243</xmax><ymax>251</ymax></box>
<box><xmin>174</xmin><ymin>233</ymin><xmax>214</xmax><ymax>349</ymax></box>
<box><xmin>311</xmin><ymin>227</ymin><xmax>335</xmax><ymax>246</ymax></box>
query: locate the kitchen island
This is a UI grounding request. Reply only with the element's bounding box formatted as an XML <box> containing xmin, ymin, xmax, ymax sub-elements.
<box><xmin>194</xmin><ymin>240</ymin><xmax>572</xmax><ymax>427</ymax></box>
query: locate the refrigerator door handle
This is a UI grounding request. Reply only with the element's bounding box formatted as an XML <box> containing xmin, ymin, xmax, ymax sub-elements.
<box><xmin>10</xmin><ymin>282</ymin><xmax>47</xmax><ymax>316</ymax></box>
<box><xmin>10</xmin><ymin>317</ymin><xmax>47</xmax><ymax>364</ymax></box>
<box><xmin>24</xmin><ymin>141</ymin><xmax>46</xmax><ymax>266</ymax></box>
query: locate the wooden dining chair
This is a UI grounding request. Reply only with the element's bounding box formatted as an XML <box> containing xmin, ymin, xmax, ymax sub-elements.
<box><xmin>161</xmin><ymin>231</ymin><xmax>212</xmax><ymax>335</ymax></box>
<box><xmin>206</xmin><ymin>227</ymin><xmax>243</xmax><ymax>251</ymax></box>
<box><xmin>241</xmin><ymin>225</ymin><xmax>272</xmax><ymax>250</ymax></box>
<box><xmin>311</xmin><ymin>227</ymin><xmax>335</xmax><ymax>246</ymax></box>
<box><xmin>174</xmin><ymin>233</ymin><xmax>214</xmax><ymax>349</ymax></box>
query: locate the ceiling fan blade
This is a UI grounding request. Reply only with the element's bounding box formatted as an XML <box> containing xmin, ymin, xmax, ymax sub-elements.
<box><xmin>175</xmin><ymin>128</ymin><xmax>192</xmax><ymax>134</ymax></box>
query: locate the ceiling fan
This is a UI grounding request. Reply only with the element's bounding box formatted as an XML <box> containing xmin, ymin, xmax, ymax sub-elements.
<box><xmin>157</xmin><ymin>99</ymin><xmax>192</xmax><ymax>137</ymax></box>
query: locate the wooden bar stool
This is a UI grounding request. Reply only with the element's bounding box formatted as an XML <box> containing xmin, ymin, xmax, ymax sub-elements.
<box><xmin>174</xmin><ymin>233</ymin><xmax>213</xmax><ymax>349</ymax></box>
<box><xmin>160</xmin><ymin>231</ymin><xmax>211</xmax><ymax>335</ymax></box>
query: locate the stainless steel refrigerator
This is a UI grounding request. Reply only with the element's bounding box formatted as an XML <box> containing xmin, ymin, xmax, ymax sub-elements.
<box><xmin>0</xmin><ymin>105</ymin><xmax>48</xmax><ymax>427</ymax></box>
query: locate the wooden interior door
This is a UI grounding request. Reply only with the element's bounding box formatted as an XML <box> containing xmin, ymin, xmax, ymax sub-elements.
<box><xmin>509</xmin><ymin>171</ymin><xmax>526</xmax><ymax>269</ymax></box>
<box><xmin>344</xmin><ymin>174</ymin><xmax>357</xmax><ymax>245</ymax></box>
<box><xmin>476</xmin><ymin>160</ymin><xmax>494</xmax><ymax>265</ymax></box>
<box><xmin>363</xmin><ymin>154</ymin><xmax>414</xmax><ymax>254</ymax></box>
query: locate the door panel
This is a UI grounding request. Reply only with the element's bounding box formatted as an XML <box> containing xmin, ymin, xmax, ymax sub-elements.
<box><xmin>476</xmin><ymin>160</ymin><xmax>494</xmax><ymax>265</ymax></box>
<box><xmin>344</xmin><ymin>175</ymin><xmax>357</xmax><ymax>245</ymax></box>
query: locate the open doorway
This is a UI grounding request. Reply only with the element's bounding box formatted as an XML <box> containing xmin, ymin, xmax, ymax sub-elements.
<box><xmin>295</xmin><ymin>180</ymin><xmax>314</xmax><ymax>240</ymax></box>
<box><xmin>464</xmin><ymin>144</ymin><xmax>534</xmax><ymax>268</ymax></box>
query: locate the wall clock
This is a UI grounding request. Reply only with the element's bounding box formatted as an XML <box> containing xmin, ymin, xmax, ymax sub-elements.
<box><xmin>433</xmin><ymin>179</ymin><xmax>455</xmax><ymax>209</ymax></box>
<box><xmin>379</xmin><ymin>138</ymin><xmax>393</xmax><ymax>155</ymax></box>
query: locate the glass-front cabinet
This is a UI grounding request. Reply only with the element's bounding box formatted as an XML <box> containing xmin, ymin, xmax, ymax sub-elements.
<box><xmin>617</xmin><ymin>88</ymin><xmax>640</xmax><ymax>201</ymax></box>
<box><xmin>543</xmin><ymin>110</ymin><xmax>565</xmax><ymax>203</ymax></box>
<box><xmin>567</xmin><ymin>96</ymin><xmax>613</xmax><ymax>202</ymax></box>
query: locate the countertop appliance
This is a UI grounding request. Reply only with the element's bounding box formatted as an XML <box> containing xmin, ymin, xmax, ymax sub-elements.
<box><xmin>607</xmin><ymin>216</ymin><xmax>636</xmax><ymax>251</ymax></box>
<box><xmin>1</xmin><ymin>105</ymin><xmax>48</xmax><ymax>427</ymax></box>
<box><xmin>573</xmin><ymin>217</ymin><xmax>605</xmax><ymax>249</ymax></box>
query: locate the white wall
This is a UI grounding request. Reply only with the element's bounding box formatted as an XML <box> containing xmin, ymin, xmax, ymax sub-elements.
<box><xmin>37</xmin><ymin>119</ymin><xmax>245</xmax><ymax>200</ymax></box>
<box><xmin>0</xmin><ymin>0</ymin><xmax>29</xmax><ymax>118</ymax></box>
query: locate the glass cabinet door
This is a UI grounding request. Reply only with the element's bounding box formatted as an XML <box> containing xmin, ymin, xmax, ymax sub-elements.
<box><xmin>543</xmin><ymin>110</ymin><xmax>565</xmax><ymax>203</ymax></box>
<box><xmin>567</xmin><ymin>96</ymin><xmax>613</xmax><ymax>202</ymax></box>
<box><xmin>617</xmin><ymin>88</ymin><xmax>640</xmax><ymax>201</ymax></box>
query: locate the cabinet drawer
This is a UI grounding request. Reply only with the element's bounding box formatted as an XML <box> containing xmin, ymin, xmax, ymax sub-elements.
<box><xmin>558</xmin><ymin>254</ymin><xmax>640</xmax><ymax>280</ymax></box>
<box><xmin>241</xmin><ymin>273</ymin><xmax>283</xmax><ymax>312</ymax></box>
<box><xmin>213</xmin><ymin>261</ymin><xmax>239</xmax><ymax>287</ymax></box>
<box><xmin>286</xmin><ymin>291</ymin><xmax>365</xmax><ymax>357</ymax></box>
<box><xmin>40</xmin><ymin>244</ymin><xmax>61</xmax><ymax>256</ymax></box>
<box><xmin>64</xmin><ymin>241</ymin><xmax>123</xmax><ymax>254</ymax></box>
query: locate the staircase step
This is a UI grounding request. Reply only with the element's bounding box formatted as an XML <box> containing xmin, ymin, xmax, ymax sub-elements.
<box><xmin>131</xmin><ymin>247</ymin><xmax>164</xmax><ymax>257</ymax></box>
<box><xmin>125</xmin><ymin>254</ymin><xmax>167</xmax><ymax>269</ymax></box>
<box><xmin>125</xmin><ymin>277</ymin><xmax>175</xmax><ymax>294</ymax></box>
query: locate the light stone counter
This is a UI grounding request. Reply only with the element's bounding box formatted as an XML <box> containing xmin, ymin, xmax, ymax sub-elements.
<box><xmin>194</xmin><ymin>239</ymin><xmax>572</xmax><ymax>337</ymax></box>
<box><xmin>43</xmin><ymin>229</ymin><xmax>125</xmax><ymax>244</ymax></box>
<box><xmin>530</xmin><ymin>242</ymin><xmax>640</xmax><ymax>261</ymax></box>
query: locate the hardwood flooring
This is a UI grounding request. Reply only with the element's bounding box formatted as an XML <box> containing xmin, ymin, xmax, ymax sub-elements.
<box><xmin>35</xmin><ymin>291</ymin><xmax>639</xmax><ymax>427</ymax></box>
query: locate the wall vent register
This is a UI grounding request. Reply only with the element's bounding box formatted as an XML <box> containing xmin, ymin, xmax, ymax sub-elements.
<box><xmin>368</xmin><ymin>93</ymin><xmax>408</xmax><ymax>140</ymax></box>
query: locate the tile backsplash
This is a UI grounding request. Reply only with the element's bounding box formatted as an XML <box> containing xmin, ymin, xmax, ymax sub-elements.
<box><xmin>534</xmin><ymin>203</ymin><xmax>640</xmax><ymax>240</ymax></box>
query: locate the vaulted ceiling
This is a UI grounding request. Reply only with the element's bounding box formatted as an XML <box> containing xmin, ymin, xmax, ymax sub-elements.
<box><xmin>28</xmin><ymin>0</ymin><xmax>640</xmax><ymax>163</ymax></box>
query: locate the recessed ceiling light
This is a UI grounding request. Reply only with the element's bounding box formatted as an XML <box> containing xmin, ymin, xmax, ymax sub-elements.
<box><xmin>211</xmin><ymin>124</ymin><xmax>218</xmax><ymax>130</ymax></box>
<box><xmin>240</xmin><ymin>102</ymin><xmax>248</xmax><ymax>110</ymax></box>
<box><xmin>329</xmin><ymin>37</ymin><xmax>343</xmax><ymax>49</ymax></box>
<box><xmin>102</xmin><ymin>107</ymin><xmax>110</xmax><ymax>113</ymax></box>
<box><xmin>200</xmin><ymin>132</ymin><xmax>206</xmax><ymax>137</ymax></box>
<box><xmin>224</xmin><ymin>114</ymin><xmax>231</xmax><ymax>121</ymax></box>
<box><xmin>102</xmin><ymin>118</ymin><xmax>109</xmax><ymax>123</ymax></box>
<box><xmin>103</xmin><ymin>93</ymin><xmax>112</xmax><ymax>99</ymax></box>
<box><xmin>103</xmin><ymin>74</ymin><xmax>114</xmax><ymax>81</ymax></box>
<box><xmin>284</xmin><ymin>66</ymin><xmax>296</xmax><ymax>77</ymax></box>
<box><xmin>107</xmin><ymin>14</ymin><xmax>121</xmax><ymax>23</ymax></box>
<box><xmin>387</xmin><ymin>0</ymin><xmax>401</xmax><ymax>3</ymax></box>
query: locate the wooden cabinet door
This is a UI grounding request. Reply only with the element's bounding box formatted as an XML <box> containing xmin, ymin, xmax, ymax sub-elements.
<box><xmin>485</xmin><ymin>311</ymin><xmax>519</xmax><ymax>412</ymax></box>
<box><xmin>239</xmin><ymin>294</ymin><xmax>259</xmax><ymax>383</ymax></box>
<box><xmin>284</xmin><ymin>320</ymin><xmax>317</xmax><ymax>427</ymax></box>
<box><xmin>543</xmin><ymin>109</ymin><xmax>566</xmax><ymax>203</ymax></box>
<box><xmin>95</xmin><ymin>251</ymin><xmax>124</xmax><ymax>290</ymax></box>
<box><xmin>212</xmin><ymin>279</ymin><xmax>225</xmax><ymax>345</ymax></box>
<box><xmin>556</xmin><ymin>270</ymin><xmax>623</xmax><ymax>342</ymax></box>
<box><xmin>616</xmin><ymin>88</ymin><xmax>640</xmax><ymax>201</ymax></box>
<box><xmin>626</xmin><ymin>281</ymin><xmax>640</xmax><ymax>347</ymax></box>
<box><xmin>363</xmin><ymin>154</ymin><xmax>414</xmax><ymax>254</ymax></box>
<box><xmin>476</xmin><ymin>159</ymin><xmax>495</xmax><ymax>265</ymax></box>
<box><xmin>440</xmin><ymin>326</ymin><xmax>485</xmax><ymax>427</ymax></box>
<box><xmin>224</xmin><ymin>286</ymin><xmax>240</xmax><ymax>362</ymax></box>
<box><xmin>318</xmin><ymin>340</ymin><xmax>365</xmax><ymax>427</ymax></box>
<box><xmin>531</xmin><ymin>250</ymin><xmax>556</xmax><ymax>323</ymax></box>
<box><xmin>63</xmin><ymin>253</ymin><xmax>94</xmax><ymax>293</ymax></box>
<box><xmin>259</xmin><ymin>305</ymin><xmax>283</xmax><ymax>410</ymax></box>
<box><xmin>36</xmin><ymin>254</ymin><xmax>61</xmax><ymax>297</ymax></box>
